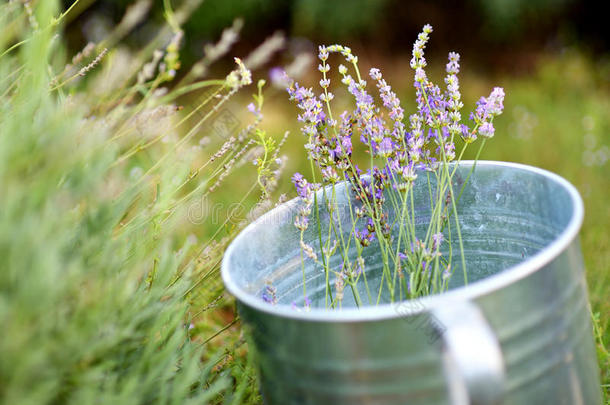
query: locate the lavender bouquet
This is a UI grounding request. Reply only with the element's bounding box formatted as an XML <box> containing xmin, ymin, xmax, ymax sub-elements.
<box><xmin>281</xmin><ymin>25</ymin><xmax>504</xmax><ymax>309</ymax></box>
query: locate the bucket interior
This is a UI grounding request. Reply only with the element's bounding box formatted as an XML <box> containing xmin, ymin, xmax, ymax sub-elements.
<box><xmin>224</xmin><ymin>163</ymin><xmax>578</xmax><ymax>309</ymax></box>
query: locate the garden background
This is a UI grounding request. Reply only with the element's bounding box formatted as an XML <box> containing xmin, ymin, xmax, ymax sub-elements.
<box><xmin>1</xmin><ymin>0</ymin><xmax>608</xmax><ymax>403</ymax></box>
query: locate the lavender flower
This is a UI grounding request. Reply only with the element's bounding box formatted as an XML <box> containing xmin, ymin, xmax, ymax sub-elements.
<box><xmin>355</xmin><ymin>228</ymin><xmax>375</xmax><ymax>247</ymax></box>
<box><xmin>370</xmin><ymin>67</ymin><xmax>405</xmax><ymax>141</ymax></box>
<box><xmin>487</xmin><ymin>87</ymin><xmax>505</xmax><ymax>115</ymax></box>
<box><xmin>300</xmin><ymin>241</ymin><xmax>318</xmax><ymax>261</ymax></box>
<box><xmin>294</xmin><ymin>215</ymin><xmax>309</xmax><ymax>231</ymax></box>
<box><xmin>400</xmin><ymin>161</ymin><xmax>417</xmax><ymax>182</ymax></box>
<box><xmin>407</xmin><ymin>134</ymin><xmax>424</xmax><ymax>162</ymax></box>
<box><xmin>442</xmin><ymin>265</ymin><xmax>452</xmax><ymax>280</ymax></box>
<box><xmin>280</xmin><ymin>24</ymin><xmax>506</xmax><ymax>307</ymax></box>
<box><xmin>345</xmin><ymin>77</ymin><xmax>387</xmax><ymax>152</ymax></box>
<box><xmin>338</xmin><ymin>118</ymin><xmax>353</xmax><ymax>155</ymax></box>
<box><xmin>461</xmin><ymin>124</ymin><xmax>477</xmax><ymax>143</ymax></box>
<box><xmin>445</xmin><ymin>52</ymin><xmax>460</xmax><ymax>75</ymax></box>
<box><xmin>287</xmin><ymin>81</ymin><xmax>326</xmax><ymax>141</ymax></box>
<box><xmin>304</xmin><ymin>296</ymin><xmax>312</xmax><ymax>310</ymax></box>
<box><xmin>378</xmin><ymin>138</ymin><xmax>394</xmax><ymax>157</ymax></box>
<box><xmin>318</xmin><ymin>45</ymin><xmax>329</xmax><ymax>61</ymax></box>
<box><xmin>292</xmin><ymin>172</ymin><xmax>319</xmax><ymax>232</ymax></box>
<box><xmin>445</xmin><ymin>52</ymin><xmax>464</xmax><ymax>135</ymax></box>
<box><xmin>291</xmin><ymin>296</ymin><xmax>312</xmax><ymax>311</ymax></box>
<box><xmin>292</xmin><ymin>172</ymin><xmax>316</xmax><ymax>202</ymax></box>
<box><xmin>262</xmin><ymin>283</ymin><xmax>277</xmax><ymax>305</ymax></box>
<box><xmin>247</xmin><ymin>102</ymin><xmax>262</xmax><ymax>120</ymax></box>
<box><xmin>355</xmin><ymin>257</ymin><xmax>365</xmax><ymax>275</ymax></box>
<box><xmin>321</xmin><ymin>166</ymin><xmax>340</xmax><ymax>183</ymax></box>
<box><xmin>320</xmin><ymin>92</ymin><xmax>334</xmax><ymax>103</ymax></box>
<box><xmin>410</xmin><ymin>24</ymin><xmax>433</xmax><ymax>70</ymax></box>
<box><xmin>471</xmin><ymin>87</ymin><xmax>505</xmax><ymax>130</ymax></box>
<box><xmin>432</xmin><ymin>232</ymin><xmax>444</xmax><ymax>250</ymax></box>
<box><xmin>443</xmin><ymin>141</ymin><xmax>456</xmax><ymax>161</ymax></box>
<box><xmin>479</xmin><ymin>122</ymin><xmax>495</xmax><ymax>138</ymax></box>
<box><xmin>335</xmin><ymin>273</ymin><xmax>345</xmax><ymax>301</ymax></box>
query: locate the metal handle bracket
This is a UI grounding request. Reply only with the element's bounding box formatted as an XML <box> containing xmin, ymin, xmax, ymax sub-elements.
<box><xmin>432</xmin><ymin>300</ymin><xmax>506</xmax><ymax>405</ymax></box>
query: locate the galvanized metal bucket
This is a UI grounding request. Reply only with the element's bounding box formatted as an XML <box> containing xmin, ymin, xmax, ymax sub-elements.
<box><xmin>221</xmin><ymin>161</ymin><xmax>602</xmax><ymax>405</ymax></box>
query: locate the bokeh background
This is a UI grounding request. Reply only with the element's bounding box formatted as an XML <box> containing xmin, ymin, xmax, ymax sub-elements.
<box><xmin>58</xmin><ymin>0</ymin><xmax>610</xmax><ymax>400</ymax></box>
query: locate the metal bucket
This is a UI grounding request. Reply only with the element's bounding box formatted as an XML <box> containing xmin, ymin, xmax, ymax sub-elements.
<box><xmin>221</xmin><ymin>161</ymin><xmax>602</xmax><ymax>405</ymax></box>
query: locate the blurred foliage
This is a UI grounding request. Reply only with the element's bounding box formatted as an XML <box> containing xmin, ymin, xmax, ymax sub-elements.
<box><xmin>473</xmin><ymin>0</ymin><xmax>574</xmax><ymax>36</ymax></box>
<box><xmin>0</xmin><ymin>0</ymin><xmax>274</xmax><ymax>403</ymax></box>
<box><xmin>290</xmin><ymin>0</ymin><xmax>386</xmax><ymax>39</ymax></box>
<box><xmin>74</xmin><ymin>0</ymin><xmax>608</xmax><ymax>61</ymax></box>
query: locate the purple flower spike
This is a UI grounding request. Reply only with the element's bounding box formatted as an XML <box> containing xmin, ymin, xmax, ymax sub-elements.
<box><xmin>432</xmin><ymin>232</ymin><xmax>444</xmax><ymax>250</ymax></box>
<box><xmin>355</xmin><ymin>228</ymin><xmax>375</xmax><ymax>247</ymax></box>
<box><xmin>472</xmin><ymin>87</ymin><xmax>505</xmax><ymax>125</ymax></box>
<box><xmin>262</xmin><ymin>284</ymin><xmax>277</xmax><ymax>305</ymax></box>
<box><xmin>461</xmin><ymin>124</ymin><xmax>476</xmax><ymax>143</ymax></box>
<box><xmin>445</xmin><ymin>52</ymin><xmax>460</xmax><ymax>75</ymax></box>
<box><xmin>479</xmin><ymin>122</ymin><xmax>495</xmax><ymax>138</ymax></box>
<box><xmin>292</xmin><ymin>172</ymin><xmax>317</xmax><ymax>201</ymax></box>
<box><xmin>370</xmin><ymin>67</ymin><xmax>405</xmax><ymax>142</ymax></box>
<box><xmin>283</xmin><ymin>26</ymin><xmax>506</xmax><ymax>302</ymax></box>
<box><xmin>318</xmin><ymin>45</ymin><xmax>329</xmax><ymax>61</ymax></box>
<box><xmin>488</xmin><ymin>87</ymin><xmax>505</xmax><ymax>115</ymax></box>
<box><xmin>378</xmin><ymin>138</ymin><xmax>394</xmax><ymax>157</ymax></box>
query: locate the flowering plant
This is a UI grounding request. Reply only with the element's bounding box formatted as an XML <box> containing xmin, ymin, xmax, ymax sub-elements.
<box><xmin>281</xmin><ymin>24</ymin><xmax>504</xmax><ymax>309</ymax></box>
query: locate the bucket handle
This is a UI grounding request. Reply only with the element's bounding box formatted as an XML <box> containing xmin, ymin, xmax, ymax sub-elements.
<box><xmin>432</xmin><ymin>301</ymin><xmax>506</xmax><ymax>405</ymax></box>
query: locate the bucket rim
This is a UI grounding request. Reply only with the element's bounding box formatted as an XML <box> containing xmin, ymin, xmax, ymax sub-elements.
<box><xmin>220</xmin><ymin>160</ymin><xmax>584</xmax><ymax>322</ymax></box>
